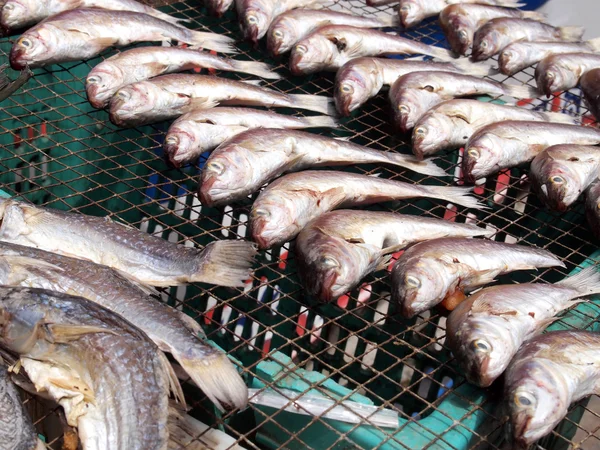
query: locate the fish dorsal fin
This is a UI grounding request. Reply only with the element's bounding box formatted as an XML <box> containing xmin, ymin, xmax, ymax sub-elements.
<box><xmin>113</xmin><ymin>268</ymin><xmax>158</xmax><ymax>297</ymax></box>
<box><xmin>158</xmin><ymin>351</ymin><xmax>187</xmax><ymax>408</ymax></box>
<box><xmin>446</xmin><ymin>110</ymin><xmax>472</xmax><ymax>124</ymax></box>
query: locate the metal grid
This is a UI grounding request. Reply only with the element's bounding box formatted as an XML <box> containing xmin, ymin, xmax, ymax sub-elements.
<box><xmin>0</xmin><ymin>1</ymin><xmax>599</xmax><ymax>449</ymax></box>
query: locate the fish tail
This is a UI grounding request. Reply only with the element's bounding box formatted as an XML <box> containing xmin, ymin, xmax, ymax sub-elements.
<box><xmin>288</xmin><ymin>94</ymin><xmax>337</xmax><ymax>115</ymax></box>
<box><xmin>376</xmin><ymin>12</ymin><xmax>401</xmax><ymax>27</ymax></box>
<box><xmin>556</xmin><ymin>266</ymin><xmax>600</xmax><ymax>296</ymax></box>
<box><xmin>539</xmin><ymin>110</ymin><xmax>578</xmax><ymax>125</ymax></box>
<box><xmin>586</xmin><ymin>37</ymin><xmax>600</xmax><ymax>52</ymax></box>
<box><xmin>425</xmin><ymin>185</ymin><xmax>487</xmax><ymax>210</ymax></box>
<box><xmin>385</xmin><ymin>153</ymin><xmax>447</xmax><ymax>176</ymax></box>
<box><xmin>502</xmin><ymin>83</ymin><xmax>540</xmax><ymax>99</ymax></box>
<box><xmin>192</xmin><ymin>240</ymin><xmax>256</xmax><ymax>287</ymax></box>
<box><xmin>188</xmin><ymin>30</ymin><xmax>238</xmax><ymax>54</ymax></box>
<box><xmin>522</xmin><ymin>11</ymin><xmax>546</xmax><ymax>21</ymax></box>
<box><xmin>450</xmin><ymin>58</ymin><xmax>497</xmax><ymax>77</ymax></box>
<box><xmin>558</xmin><ymin>26</ymin><xmax>586</xmax><ymax>42</ymax></box>
<box><xmin>230</xmin><ymin>59</ymin><xmax>282</xmax><ymax>80</ymax></box>
<box><xmin>299</xmin><ymin>115</ymin><xmax>340</xmax><ymax>129</ymax></box>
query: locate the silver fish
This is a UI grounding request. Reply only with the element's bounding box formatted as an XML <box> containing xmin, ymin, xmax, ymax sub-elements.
<box><xmin>412</xmin><ymin>99</ymin><xmax>576</xmax><ymax>159</ymax></box>
<box><xmin>440</xmin><ymin>3</ymin><xmax>545</xmax><ymax>56</ymax></box>
<box><xmin>199</xmin><ymin>128</ymin><xmax>446</xmax><ymax>206</ymax></box>
<box><xmin>334</xmin><ymin>56</ymin><xmax>492</xmax><ymax>116</ymax></box>
<box><xmin>390</xmin><ymin>237</ymin><xmax>564</xmax><ymax>318</ymax></box>
<box><xmin>447</xmin><ymin>267</ymin><xmax>600</xmax><ymax>388</ymax></box>
<box><xmin>289</xmin><ymin>25</ymin><xmax>455</xmax><ymax>76</ymax></box>
<box><xmin>0</xmin><ymin>198</ymin><xmax>256</xmax><ymax>287</ymax></box>
<box><xmin>504</xmin><ymin>330</ymin><xmax>600</xmax><ymax>447</ymax></box>
<box><xmin>108</xmin><ymin>74</ymin><xmax>335</xmax><ymax>127</ymax></box>
<box><xmin>530</xmin><ymin>144</ymin><xmax>600</xmax><ymax>211</ymax></box>
<box><xmin>472</xmin><ymin>18</ymin><xmax>584</xmax><ymax>62</ymax></box>
<box><xmin>86</xmin><ymin>46</ymin><xmax>281</xmax><ymax>109</ymax></box>
<box><xmin>266</xmin><ymin>9</ymin><xmax>398</xmax><ymax>57</ymax></box>
<box><xmin>462</xmin><ymin>121</ymin><xmax>600</xmax><ymax>183</ymax></box>
<box><xmin>295</xmin><ymin>210</ymin><xmax>491</xmax><ymax>302</ymax></box>
<box><xmin>536</xmin><ymin>52</ymin><xmax>600</xmax><ymax>97</ymax></box>
<box><xmin>388</xmin><ymin>71</ymin><xmax>537</xmax><ymax>132</ymax></box>
<box><xmin>585</xmin><ymin>179</ymin><xmax>600</xmax><ymax>240</ymax></box>
<box><xmin>9</xmin><ymin>8</ymin><xmax>236</xmax><ymax>70</ymax></box>
<box><xmin>581</xmin><ymin>68</ymin><xmax>600</xmax><ymax>121</ymax></box>
<box><xmin>0</xmin><ymin>241</ymin><xmax>247</xmax><ymax>411</ymax></box>
<box><xmin>499</xmin><ymin>39</ymin><xmax>600</xmax><ymax>76</ymax></box>
<box><xmin>250</xmin><ymin>170</ymin><xmax>483</xmax><ymax>249</ymax></box>
<box><xmin>164</xmin><ymin>107</ymin><xmax>339</xmax><ymax>167</ymax></box>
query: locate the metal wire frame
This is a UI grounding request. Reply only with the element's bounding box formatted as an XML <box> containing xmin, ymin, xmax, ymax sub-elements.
<box><xmin>0</xmin><ymin>0</ymin><xmax>599</xmax><ymax>449</ymax></box>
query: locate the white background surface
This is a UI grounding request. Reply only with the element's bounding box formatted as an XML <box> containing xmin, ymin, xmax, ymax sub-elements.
<box><xmin>539</xmin><ymin>0</ymin><xmax>600</xmax><ymax>39</ymax></box>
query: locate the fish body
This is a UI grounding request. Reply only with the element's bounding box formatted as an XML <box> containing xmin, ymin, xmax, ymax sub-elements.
<box><xmin>0</xmin><ymin>286</ymin><xmax>173</xmax><ymax>450</ymax></box>
<box><xmin>86</xmin><ymin>46</ymin><xmax>280</xmax><ymax>109</ymax></box>
<box><xmin>581</xmin><ymin>68</ymin><xmax>600</xmax><ymax>121</ymax></box>
<box><xmin>499</xmin><ymin>39</ymin><xmax>600</xmax><ymax>76</ymax></box>
<box><xmin>447</xmin><ymin>267</ymin><xmax>600</xmax><ymax>387</ymax></box>
<box><xmin>536</xmin><ymin>52</ymin><xmax>600</xmax><ymax>97</ymax></box>
<box><xmin>585</xmin><ymin>179</ymin><xmax>600</xmax><ymax>240</ymax></box>
<box><xmin>472</xmin><ymin>18</ymin><xmax>584</xmax><ymax>62</ymax></box>
<box><xmin>0</xmin><ymin>241</ymin><xmax>247</xmax><ymax>411</ymax></box>
<box><xmin>0</xmin><ymin>198</ymin><xmax>256</xmax><ymax>287</ymax></box>
<box><xmin>462</xmin><ymin>121</ymin><xmax>600</xmax><ymax>182</ymax></box>
<box><xmin>108</xmin><ymin>73</ymin><xmax>334</xmax><ymax>127</ymax></box>
<box><xmin>199</xmin><ymin>128</ymin><xmax>445</xmax><ymax>206</ymax></box>
<box><xmin>295</xmin><ymin>210</ymin><xmax>492</xmax><ymax>302</ymax></box>
<box><xmin>9</xmin><ymin>8</ymin><xmax>235</xmax><ymax>69</ymax></box>
<box><xmin>530</xmin><ymin>144</ymin><xmax>600</xmax><ymax>211</ymax></box>
<box><xmin>504</xmin><ymin>331</ymin><xmax>600</xmax><ymax>447</ymax></box>
<box><xmin>249</xmin><ymin>170</ymin><xmax>483</xmax><ymax>249</ymax></box>
<box><xmin>164</xmin><ymin>107</ymin><xmax>338</xmax><ymax>167</ymax></box>
<box><xmin>289</xmin><ymin>25</ymin><xmax>455</xmax><ymax>76</ymax></box>
<box><xmin>390</xmin><ymin>237</ymin><xmax>564</xmax><ymax>318</ymax></box>
<box><xmin>412</xmin><ymin>99</ymin><xmax>576</xmax><ymax>159</ymax></box>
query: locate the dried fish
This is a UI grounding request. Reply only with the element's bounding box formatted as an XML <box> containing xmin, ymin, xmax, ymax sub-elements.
<box><xmin>536</xmin><ymin>52</ymin><xmax>600</xmax><ymax>97</ymax></box>
<box><xmin>585</xmin><ymin>179</ymin><xmax>600</xmax><ymax>240</ymax></box>
<box><xmin>581</xmin><ymin>68</ymin><xmax>600</xmax><ymax>120</ymax></box>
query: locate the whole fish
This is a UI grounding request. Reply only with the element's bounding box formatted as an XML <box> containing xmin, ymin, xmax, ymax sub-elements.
<box><xmin>0</xmin><ymin>0</ymin><xmax>187</xmax><ymax>31</ymax></box>
<box><xmin>462</xmin><ymin>121</ymin><xmax>600</xmax><ymax>183</ymax></box>
<box><xmin>581</xmin><ymin>68</ymin><xmax>600</xmax><ymax>121</ymax></box>
<box><xmin>0</xmin><ymin>365</ymin><xmax>44</xmax><ymax>450</ymax></box>
<box><xmin>499</xmin><ymin>39</ymin><xmax>600</xmax><ymax>76</ymax></box>
<box><xmin>412</xmin><ymin>99</ymin><xmax>576</xmax><ymax>159</ymax></box>
<box><xmin>9</xmin><ymin>8</ymin><xmax>236</xmax><ymax>70</ymax></box>
<box><xmin>199</xmin><ymin>128</ymin><xmax>446</xmax><ymax>206</ymax></box>
<box><xmin>535</xmin><ymin>52</ymin><xmax>600</xmax><ymax>97</ymax></box>
<box><xmin>108</xmin><ymin>74</ymin><xmax>334</xmax><ymax>127</ymax></box>
<box><xmin>471</xmin><ymin>18</ymin><xmax>584</xmax><ymax>62</ymax></box>
<box><xmin>295</xmin><ymin>210</ymin><xmax>491</xmax><ymax>302</ymax></box>
<box><xmin>266</xmin><ymin>9</ymin><xmax>399</xmax><ymax>57</ymax></box>
<box><xmin>205</xmin><ymin>0</ymin><xmax>234</xmax><ymax>16</ymax></box>
<box><xmin>164</xmin><ymin>108</ymin><xmax>339</xmax><ymax>167</ymax></box>
<box><xmin>390</xmin><ymin>237</ymin><xmax>564</xmax><ymax>318</ymax></box>
<box><xmin>585</xmin><ymin>179</ymin><xmax>600</xmax><ymax>240</ymax></box>
<box><xmin>0</xmin><ymin>198</ymin><xmax>256</xmax><ymax>287</ymax></box>
<box><xmin>440</xmin><ymin>4</ymin><xmax>545</xmax><ymax>56</ymax></box>
<box><xmin>530</xmin><ymin>144</ymin><xmax>600</xmax><ymax>211</ymax></box>
<box><xmin>504</xmin><ymin>331</ymin><xmax>600</xmax><ymax>447</ymax></box>
<box><xmin>388</xmin><ymin>71</ymin><xmax>537</xmax><ymax>132</ymax></box>
<box><xmin>0</xmin><ymin>241</ymin><xmax>248</xmax><ymax>411</ymax></box>
<box><xmin>236</xmin><ymin>0</ymin><xmax>327</xmax><ymax>44</ymax></box>
<box><xmin>334</xmin><ymin>56</ymin><xmax>492</xmax><ymax>116</ymax></box>
<box><xmin>399</xmin><ymin>0</ymin><xmax>523</xmax><ymax>29</ymax></box>
<box><xmin>289</xmin><ymin>25</ymin><xmax>455</xmax><ymax>76</ymax></box>
<box><xmin>447</xmin><ymin>267</ymin><xmax>600</xmax><ymax>388</ymax></box>
<box><xmin>86</xmin><ymin>46</ymin><xmax>281</xmax><ymax>109</ymax></box>
<box><xmin>250</xmin><ymin>170</ymin><xmax>483</xmax><ymax>249</ymax></box>
<box><xmin>0</xmin><ymin>286</ymin><xmax>175</xmax><ymax>450</ymax></box>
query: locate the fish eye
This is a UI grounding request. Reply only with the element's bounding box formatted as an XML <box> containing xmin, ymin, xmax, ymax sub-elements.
<box><xmin>341</xmin><ymin>84</ymin><xmax>353</xmax><ymax>93</ymax></box>
<box><xmin>481</xmin><ymin>41</ymin><xmax>488</xmax><ymax>48</ymax></box>
<box><xmin>19</xmin><ymin>38</ymin><xmax>32</xmax><ymax>48</ymax></box>
<box><xmin>471</xmin><ymin>339</ymin><xmax>491</xmax><ymax>353</ymax></box>
<box><xmin>458</xmin><ymin>29</ymin><xmax>468</xmax><ymax>39</ymax></box>
<box><xmin>321</xmin><ymin>256</ymin><xmax>339</xmax><ymax>268</ymax></box>
<box><xmin>514</xmin><ymin>390</ymin><xmax>536</xmax><ymax>408</ymax></box>
<box><xmin>295</xmin><ymin>44</ymin><xmax>308</xmax><ymax>54</ymax></box>
<box><xmin>247</xmin><ymin>15</ymin><xmax>258</xmax><ymax>24</ymax></box>
<box><xmin>399</xmin><ymin>104</ymin><xmax>410</xmax><ymax>114</ymax></box>
<box><xmin>3</xmin><ymin>3</ymin><xmax>14</xmax><ymax>10</ymax></box>
<box><xmin>547</xmin><ymin>72</ymin><xmax>555</xmax><ymax>80</ymax></box>
<box><xmin>87</xmin><ymin>75</ymin><xmax>101</xmax><ymax>85</ymax></box>
<box><xmin>165</xmin><ymin>136</ymin><xmax>179</xmax><ymax>145</ymax></box>
<box><xmin>206</xmin><ymin>161</ymin><xmax>225</xmax><ymax>174</ymax></box>
<box><xmin>273</xmin><ymin>30</ymin><xmax>284</xmax><ymax>39</ymax></box>
<box><xmin>405</xmin><ymin>275</ymin><xmax>421</xmax><ymax>288</ymax></box>
<box><xmin>550</xmin><ymin>175</ymin><xmax>565</xmax><ymax>184</ymax></box>
<box><xmin>400</xmin><ymin>4</ymin><xmax>411</xmax><ymax>11</ymax></box>
<box><xmin>253</xmin><ymin>208</ymin><xmax>270</xmax><ymax>218</ymax></box>
<box><xmin>415</xmin><ymin>127</ymin><xmax>426</xmax><ymax>135</ymax></box>
<box><xmin>116</xmin><ymin>90</ymin><xmax>131</xmax><ymax>100</ymax></box>
<box><xmin>597</xmin><ymin>202</ymin><xmax>600</xmax><ymax>210</ymax></box>
<box><xmin>467</xmin><ymin>148</ymin><xmax>480</xmax><ymax>159</ymax></box>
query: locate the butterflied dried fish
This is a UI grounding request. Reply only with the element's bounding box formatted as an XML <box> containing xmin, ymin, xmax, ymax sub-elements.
<box><xmin>0</xmin><ymin>63</ymin><xmax>32</xmax><ymax>103</ymax></box>
<box><xmin>296</xmin><ymin>210</ymin><xmax>491</xmax><ymax>302</ymax></box>
<box><xmin>199</xmin><ymin>128</ymin><xmax>446</xmax><ymax>206</ymax></box>
<box><xmin>412</xmin><ymin>99</ymin><xmax>576</xmax><ymax>159</ymax></box>
<box><xmin>164</xmin><ymin>108</ymin><xmax>338</xmax><ymax>167</ymax></box>
<box><xmin>0</xmin><ymin>198</ymin><xmax>256</xmax><ymax>287</ymax></box>
<box><xmin>250</xmin><ymin>170</ymin><xmax>483</xmax><ymax>249</ymax></box>
<box><xmin>289</xmin><ymin>25</ymin><xmax>455</xmax><ymax>76</ymax></box>
<box><xmin>267</xmin><ymin>9</ymin><xmax>399</xmax><ymax>57</ymax></box>
<box><xmin>9</xmin><ymin>8</ymin><xmax>236</xmax><ymax>70</ymax></box>
<box><xmin>109</xmin><ymin>74</ymin><xmax>335</xmax><ymax>127</ymax></box>
<box><xmin>530</xmin><ymin>144</ymin><xmax>600</xmax><ymax>211</ymax></box>
<box><xmin>536</xmin><ymin>52</ymin><xmax>600</xmax><ymax>97</ymax></box>
<box><xmin>0</xmin><ymin>286</ymin><xmax>176</xmax><ymax>450</ymax></box>
<box><xmin>585</xmin><ymin>179</ymin><xmax>600</xmax><ymax>240</ymax></box>
<box><xmin>334</xmin><ymin>56</ymin><xmax>493</xmax><ymax>116</ymax></box>
<box><xmin>0</xmin><ymin>241</ymin><xmax>247</xmax><ymax>411</ymax></box>
<box><xmin>581</xmin><ymin>68</ymin><xmax>600</xmax><ymax>120</ymax></box>
<box><xmin>499</xmin><ymin>39</ymin><xmax>600</xmax><ymax>76</ymax></box>
<box><xmin>504</xmin><ymin>331</ymin><xmax>600</xmax><ymax>447</ymax></box>
<box><xmin>86</xmin><ymin>46</ymin><xmax>281</xmax><ymax>109</ymax></box>
<box><xmin>389</xmin><ymin>71</ymin><xmax>537</xmax><ymax>132</ymax></box>
<box><xmin>447</xmin><ymin>267</ymin><xmax>600</xmax><ymax>387</ymax></box>
<box><xmin>472</xmin><ymin>18</ymin><xmax>584</xmax><ymax>62</ymax></box>
<box><xmin>462</xmin><ymin>121</ymin><xmax>600</xmax><ymax>183</ymax></box>
<box><xmin>440</xmin><ymin>4</ymin><xmax>545</xmax><ymax>56</ymax></box>
<box><xmin>390</xmin><ymin>237</ymin><xmax>564</xmax><ymax>318</ymax></box>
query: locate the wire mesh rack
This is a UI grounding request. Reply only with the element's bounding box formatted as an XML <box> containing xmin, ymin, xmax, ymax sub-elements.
<box><xmin>1</xmin><ymin>0</ymin><xmax>600</xmax><ymax>449</ymax></box>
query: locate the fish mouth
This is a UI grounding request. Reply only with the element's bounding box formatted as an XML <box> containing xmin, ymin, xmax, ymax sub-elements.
<box><xmin>289</xmin><ymin>53</ymin><xmax>305</xmax><ymax>76</ymax></box>
<box><xmin>470</xmin><ymin>48</ymin><xmax>487</xmax><ymax>62</ymax></box>
<box><xmin>163</xmin><ymin>130</ymin><xmax>194</xmax><ymax>168</ymax></box>
<box><xmin>9</xmin><ymin>47</ymin><xmax>26</xmax><ymax>70</ymax></box>
<box><xmin>198</xmin><ymin>175</ymin><xmax>219</xmax><ymax>206</ymax></box>
<box><xmin>250</xmin><ymin>217</ymin><xmax>273</xmax><ymax>250</ymax></box>
<box><xmin>86</xmin><ymin>85</ymin><xmax>110</xmax><ymax>109</ymax></box>
<box><xmin>336</xmin><ymin>94</ymin><xmax>353</xmax><ymax>117</ymax></box>
<box><xmin>462</xmin><ymin>157</ymin><xmax>478</xmax><ymax>184</ymax></box>
<box><xmin>318</xmin><ymin>270</ymin><xmax>339</xmax><ymax>303</ymax></box>
<box><xmin>512</xmin><ymin>413</ymin><xmax>534</xmax><ymax>448</ymax></box>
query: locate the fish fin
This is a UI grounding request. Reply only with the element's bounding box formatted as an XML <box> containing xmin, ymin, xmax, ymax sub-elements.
<box><xmin>65</xmin><ymin>26</ymin><xmax>117</xmax><ymax>48</ymax></box>
<box><xmin>333</xmin><ymin>136</ymin><xmax>352</xmax><ymax>142</ymax></box>
<box><xmin>188</xmin><ymin>97</ymin><xmax>221</xmax><ymax>110</ymax></box>
<box><xmin>376</xmin><ymin>11</ymin><xmax>401</xmax><ymax>27</ymax></box>
<box><xmin>300</xmin><ymin>115</ymin><xmax>340</xmax><ymax>129</ymax></box>
<box><xmin>288</xmin><ymin>94</ymin><xmax>337</xmax><ymax>115</ymax></box>
<box><xmin>230</xmin><ymin>59</ymin><xmax>282</xmax><ymax>80</ymax></box>
<box><xmin>539</xmin><ymin>111</ymin><xmax>578</xmax><ymax>125</ymax></box>
<box><xmin>450</xmin><ymin>59</ymin><xmax>497</xmax><ymax>77</ymax></box>
<box><xmin>191</xmin><ymin>240</ymin><xmax>256</xmax><ymax>287</ymax></box>
<box><xmin>0</xmin><ymin>254</ymin><xmax>65</xmax><ymax>272</ymax></box>
<box><xmin>177</xmin><ymin>311</ymin><xmax>207</xmax><ymax>339</ymax></box>
<box><xmin>522</xmin><ymin>11</ymin><xmax>547</xmax><ymax>21</ymax></box>
<box><xmin>376</xmin><ymin>253</ymin><xmax>395</xmax><ymax>272</ymax></box>
<box><xmin>240</xmin><ymin>79</ymin><xmax>263</xmax><ymax>86</ymax></box>
<box><xmin>113</xmin><ymin>268</ymin><xmax>158</xmax><ymax>297</ymax></box>
<box><xmin>423</xmin><ymin>185</ymin><xmax>487</xmax><ymax>210</ymax></box>
<box><xmin>385</xmin><ymin>153</ymin><xmax>447</xmax><ymax>176</ymax></box>
<box><xmin>502</xmin><ymin>83</ymin><xmax>539</xmax><ymax>99</ymax></box>
<box><xmin>558</xmin><ymin>26</ymin><xmax>586</xmax><ymax>42</ymax></box>
<box><xmin>556</xmin><ymin>266</ymin><xmax>600</xmax><ymax>296</ymax></box>
<box><xmin>143</xmin><ymin>61</ymin><xmax>171</xmax><ymax>76</ymax></box>
<box><xmin>187</xmin><ymin>30</ymin><xmax>238</xmax><ymax>54</ymax></box>
<box><xmin>47</xmin><ymin>376</ymin><xmax>96</xmax><ymax>404</ymax></box>
<box><xmin>319</xmin><ymin>186</ymin><xmax>348</xmax><ymax>209</ymax></box>
<box><xmin>158</xmin><ymin>351</ymin><xmax>186</xmax><ymax>409</ymax></box>
<box><xmin>533</xmin><ymin>316</ymin><xmax>560</xmax><ymax>333</ymax></box>
<box><xmin>587</xmin><ymin>37</ymin><xmax>600</xmax><ymax>52</ymax></box>
<box><xmin>44</xmin><ymin>324</ymin><xmax>117</xmax><ymax>344</ymax></box>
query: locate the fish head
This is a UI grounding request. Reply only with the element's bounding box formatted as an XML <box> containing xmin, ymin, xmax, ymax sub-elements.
<box><xmin>471</xmin><ymin>29</ymin><xmax>501</xmax><ymax>62</ymax></box>
<box><xmin>240</xmin><ymin>7</ymin><xmax>269</xmax><ymax>44</ymax></box>
<box><xmin>498</xmin><ymin>46</ymin><xmax>526</xmax><ymax>76</ymax></box>
<box><xmin>206</xmin><ymin>0</ymin><xmax>234</xmax><ymax>16</ymax></box>
<box><xmin>289</xmin><ymin>35</ymin><xmax>338</xmax><ymax>76</ymax></box>
<box><xmin>445</xmin><ymin>16</ymin><xmax>474</xmax><ymax>55</ymax></box>
<box><xmin>391</xmin><ymin>88</ymin><xmax>440</xmax><ymax>133</ymax></box>
<box><xmin>399</xmin><ymin>0</ymin><xmax>425</xmax><ymax>29</ymax></box>
<box><xmin>537</xmin><ymin>63</ymin><xmax>577</xmax><ymax>97</ymax></box>
<box><xmin>334</xmin><ymin>66</ymin><xmax>374</xmax><ymax>117</ymax></box>
<box><xmin>266</xmin><ymin>17</ymin><xmax>297</xmax><ymax>57</ymax></box>
<box><xmin>163</xmin><ymin>120</ymin><xmax>203</xmax><ymax>168</ymax></box>
<box><xmin>412</xmin><ymin>113</ymin><xmax>455</xmax><ymax>159</ymax></box>
<box><xmin>9</xmin><ymin>26</ymin><xmax>57</xmax><ymax>70</ymax></box>
<box><xmin>462</xmin><ymin>132</ymin><xmax>503</xmax><ymax>183</ymax></box>
<box><xmin>534</xmin><ymin>159</ymin><xmax>584</xmax><ymax>212</ymax></box>
<box><xmin>1</xmin><ymin>0</ymin><xmax>38</xmax><ymax>30</ymax></box>
<box><xmin>0</xmin><ymin>300</ymin><xmax>45</xmax><ymax>355</ymax></box>
<box><xmin>85</xmin><ymin>63</ymin><xmax>126</xmax><ymax>109</ymax></box>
